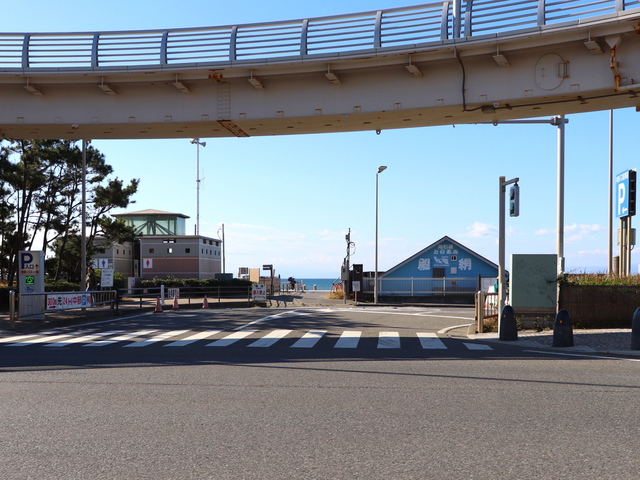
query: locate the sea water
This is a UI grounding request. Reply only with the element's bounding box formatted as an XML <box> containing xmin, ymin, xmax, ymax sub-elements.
<box><xmin>295</xmin><ymin>278</ymin><xmax>340</xmax><ymax>291</ymax></box>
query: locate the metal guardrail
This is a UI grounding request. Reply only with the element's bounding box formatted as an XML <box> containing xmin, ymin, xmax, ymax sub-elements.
<box><xmin>362</xmin><ymin>277</ymin><xmax>485</xmax><ymax>296</ymax></box>
<box><xmin>475</xmin><ymin>291</ymin><xmax>498</xmax><ymax>333</ymax></box>
<box><xmin>1</xmin><ymin>0</ymin><xmax>639</xmax><ymax>72</ymax></box>
<box><xmin>122</xmin><ymin>286</ymin><xmax>253</xmax><ymax>308</ymax></box>
<box><xmin>14</xmin><ymin>290</ymin><xmax>118</xmax><ymax>321</ymax></box>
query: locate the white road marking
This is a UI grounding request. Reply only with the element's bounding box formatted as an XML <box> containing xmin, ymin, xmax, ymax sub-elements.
<box><xmin>378</xmin><ymin>332</ymin><xmax>401</xmax><ymax>349</ymax></box>
<box><xmin>247</xmin><ymin>329</ymin><xmax>292</xmax><ymax>348</ymax></box>
<box><xmin>165</xmin><ymin>330</ymin><xmax>222</xmax><ymax>347</ymax></box>
<box><xmin>83</xmin><ymin>330</ymin><xmax>159</xmax><ymax>347</ymax></box>
<box><xmin>7</xmin><ymin>332</ymin><xmax>89</xmax><ymax>347</ymax></box>
<box><xmin>0</xmin><ymin>333</ymin><xmax>43</xmax><ymax>344</ymax></box>
<box><xmin>45</xmin><ymin>330</ymin><xmax>125</xmax><ymax>347</ymax></box>
<box><xmin>334</xmin><ymin>331</ymin><xmax>362</xmax><ymax>349</ymax></box>
<box><xmin>124</xmin><ymin>330</ymin><xmax>191</xmax><ymax>347</ymax></box>
<box><xmin>206</xmin><ymin>330</ymin><xmax>256</xmax><ymax>347</ymax></box>
<box><xmin>291</xmin><ymin>330</ymin><xmax>327</xmax><ymax>348</ymax></box>
<box><xmin>416</xmin><ymin>332</ymin><xmax>447</xmax><ymax>349</ymax></box>
<box><xmin>463</xmin><ymin>343</ymin><xmax>493</xmax><ymax>351</ymax></box>
<box><xmin>233</xmin><ymin>311</ymin><xmax>311</xmax><ymax>330</ymax></box>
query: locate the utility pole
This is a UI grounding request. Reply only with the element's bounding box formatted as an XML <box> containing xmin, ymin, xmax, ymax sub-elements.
<box><xmin>498</xmin><ymin>175</ymin><xmax>519</xmax><ymax>335</ymax></box>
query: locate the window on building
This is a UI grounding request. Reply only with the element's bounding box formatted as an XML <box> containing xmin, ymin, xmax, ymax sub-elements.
<box><xmin>209</xmin><ymin>240</ymin><xmax>213</xmax><ymax>245</ymax></box>
<box><xmin>163</xmin><ymin>239</ymin><xmax>176</xmax><ymax>244</ymax></box>
<box><xmin>185</xmin><ymin>248</ymin><xmax>190</xmax><ymax>253</ymax></box>
<box><xmin>203</xmin><ymin>239</ymin><xmax>206</xmax><ymax>244</ymax></box>
<box><xmin>451</xmin><ymin>255</ymin><xmax>457</xmax><ymax>261</ymax></box>
<box><xmin>167</xmin><ymin>248</ymin><xmax>173</xmax><ymax>254</ymax></box>
<box><xmin>432</xmin><ymin>267</ymin><xmax>445</xmax><ymax>278</ymax></box>
<box><xmin>149</xmin><ymin>248</ymin><xmax>155</xmax><ymax>254</ymax></box>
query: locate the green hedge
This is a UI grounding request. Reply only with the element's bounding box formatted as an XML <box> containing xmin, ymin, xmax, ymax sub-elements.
<box><xmin>139</xmin><ymin>277</ymin><xmax>252</xmax><ymax>288</ymax></box>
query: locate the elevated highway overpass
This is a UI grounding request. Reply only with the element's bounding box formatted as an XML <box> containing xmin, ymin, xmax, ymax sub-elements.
<box><xmin>2</xmin><ymin>0</ymin><xmax>640</xmax><ymax>140</ymax></box>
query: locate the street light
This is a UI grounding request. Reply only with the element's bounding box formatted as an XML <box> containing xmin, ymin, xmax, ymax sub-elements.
<box><xmin>190</xmin><ymin>138</ymin><xmax>206</xmax><ymax>236</ymax></box>
<box><xmin>374</xmin><ymin>165</ymin><xmax>387</xmax><ymax>305</ymax></box>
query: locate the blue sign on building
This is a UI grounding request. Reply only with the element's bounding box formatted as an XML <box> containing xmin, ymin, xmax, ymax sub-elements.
<box><xmin>378</xmin><ymin>236</ymin><xmax>499</xmax><ymax>297</ymax></box>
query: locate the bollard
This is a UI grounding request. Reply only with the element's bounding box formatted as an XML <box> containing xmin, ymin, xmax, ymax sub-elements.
<box><xmin>552</xmin><ymin>309</ymin><xmax>574</xmax><ymax>347</ymax></box>
<box><xmin>631</xmin><ymin>308</ymin><xmax>640</xmax><ymax>350</ymax></box>
<box><xmin>499</xmin><ymin>305</ymin><xmax>518</xmax><ymax>341</ymax></box>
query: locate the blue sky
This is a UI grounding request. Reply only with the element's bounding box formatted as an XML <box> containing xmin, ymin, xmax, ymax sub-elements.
<box><xmin>6</xmin><ymin>1</ymin><xmax>638</xmax><ymax>278</ymax></box>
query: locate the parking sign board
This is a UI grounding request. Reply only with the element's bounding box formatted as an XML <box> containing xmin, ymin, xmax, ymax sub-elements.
<box><xmin>616</xmin><ymin>169</ymin><xmax>637</xmax><ymax>218</ymax></box>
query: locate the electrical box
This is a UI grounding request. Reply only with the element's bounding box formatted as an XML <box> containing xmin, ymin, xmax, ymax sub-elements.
<box><xmin>509</xmin><ymin>184</ymin><xmax>520</xmax><ymax>217</ymax></box>
<box><xmin>340</xmin><ymin>266</ymin><xmax>349</xmax><ymax>281</ymax></box>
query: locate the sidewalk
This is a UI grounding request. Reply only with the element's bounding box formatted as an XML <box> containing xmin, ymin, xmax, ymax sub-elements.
<box><xmin>449</xmin><ymin>326</ymin><xmax>640</xmax><ymax>357</ymax></box>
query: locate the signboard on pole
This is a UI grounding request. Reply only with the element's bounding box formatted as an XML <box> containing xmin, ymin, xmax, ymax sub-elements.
<box><xmin>252</xmin><ymin>284</ymin><xmax>267</xmax><ymax>301</ymax></box>
<box><xmin>101</xmin><ymin>268</ymin><xmax>114</xmax><ymax>288</ymax></box>
<box><xmin>46</xmin><ymin>293</ymin><xmax>93</xmax><ymax>310</ymax></box>
<box><xmin>18</xmin><ymin>251</ymin><xmax>44</xmax><ymax>294</ymax></box>
<box><xmin>616</xmin><ymin>169</ymin><xmax>637</xmax><ymax>218</ymax></box>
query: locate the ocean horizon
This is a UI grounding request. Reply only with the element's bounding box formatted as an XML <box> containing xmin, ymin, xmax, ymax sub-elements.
<box><xmin>295</xmin><ymin>278</ymin><xmax>341</xmax><ymax>291</ymax></box>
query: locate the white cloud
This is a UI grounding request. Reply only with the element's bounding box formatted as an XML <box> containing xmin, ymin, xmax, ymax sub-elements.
<box><xmin>534</xmin><ymin>223</ymin><xmax>604</xmax><ymax>240</ymax></box>
<box><xmin>460</xmin><ymin>222</ymin><xmax>498</xmax><ymax>238</ymax></box>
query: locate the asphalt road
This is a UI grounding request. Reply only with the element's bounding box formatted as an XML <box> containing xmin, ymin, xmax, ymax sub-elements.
<box><xmin>1</xmin><ymin>305</ymin><xmax>639</xmax><ymax>479</ymax></box>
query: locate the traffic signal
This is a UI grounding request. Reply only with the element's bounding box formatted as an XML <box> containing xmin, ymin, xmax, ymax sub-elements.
<box><xmin>509</xmin><ymin>184</ymin><xmax>520</xmax><ymax>217</ymax></box>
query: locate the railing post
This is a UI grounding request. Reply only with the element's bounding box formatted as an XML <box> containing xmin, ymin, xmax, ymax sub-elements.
<box><xmin>463</xmin><ymin>0</ymin><xmax>474</xmax><ymax>38</ymax></box>
<box><xmin>616</xmin><ymin>0</ymin><xmax>625</xmax><ymax>12</ymax></box>
<box><xmin>91</xmin><ymin>33</ymin><xmax>99</xmax><ymax>68</ymax></box>
<box><xmin>9</xmin><ymin>290</ymin><xmax>15</xmax><ymax>331</ymax></box>
<box><xmin>230</xmin><ymin>26</ymin><xmax>238</xmax><ymax>62</ymax></box>
<box><xmin>22</xmin><ymin>34</ymin><xmax>30</xmax><ymax>69</ymax></box>
<box><xmin>160</xmin><ymin>31</ymin><xmax>169</xmax><ymax>66</ymax></box>
<box><xmin>441</xmin><ymin>2</ymin><xmax>451</xmax><ymax>40</ymax></box>
<box><xmin>537</xmin><ymin>0</ymin><xmax>546</xmax><ymax>26</ymax></box>
<box><xmin>300</xmin><ymin>19</ymin><xmax>309</xmax><ymax>55</ymax></box>
<box><xmin>453</xmin><ymin>0</ymin><xmax>462</xmax><ymax>39</ymax></box>
<box><xmin>374</xmin><ymin>11</ymin><xmax>383</xmax><ymax>48</ymax></box>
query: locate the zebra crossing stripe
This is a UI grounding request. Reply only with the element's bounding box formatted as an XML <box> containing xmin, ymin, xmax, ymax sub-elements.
<box><xmin>7</xmin><ymin>332</ymin><xmax>89</xmax><ymax>347</ymax></box>
<box><xmin>248</xmin><ymin>329</ymin><xmax>292</xmax><ymax>348</ymax></box>
<box><xmin>0</xmin><ymin>333</ymin><xmax>42</xmax><ymax>344</ymax></box>
<box><xmin>334</xmin><ymin>331</ymin><xmax>362</xmax><ymax>349</ymax></box>
<box><xmin>205</xmin><ymin>330</ymin><xmax>256</xmax><ymax>347</ymax></box>
<box><xmin>83</xmin><ymin>330</ymin><xmax>159</xmax><ymax>347</ymax></box>
<box><xmin>165</xmin><ymin>330</ymin><xmax>222</xmax><ymax>347</ymax></box>
<box><xmin>463</xmin><ymin>343</ymin><xmax>493</xmax><ymax>350</ymax></box>
<box><xmin>416</xmin><ymin>333</ymin><xmax>447</xmax><ymax>349</ymax></box>
<box><xmin>124</xmin><ymin>330</ymin><xmax>191</xmax><ymax>347</ymax></box>
<box><xmin>45</xmin><ymin>330</ymin><xmax>125</xmax><ymax>347</ymax></box>
<box><xmin>378</xmin><ymin>332</ymin><xmax>401</xmax><ymax>349</ymax></box>
<box><xmin>291</xmin><ymin>330</ymin><xmax>327</xmax><ymax>348</ymax></box>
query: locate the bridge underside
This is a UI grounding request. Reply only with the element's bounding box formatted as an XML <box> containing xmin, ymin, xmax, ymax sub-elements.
<box><xmin>1</xmin><ymin>15</ymin><xmax>640</xmax><ymax>140</ymax></box>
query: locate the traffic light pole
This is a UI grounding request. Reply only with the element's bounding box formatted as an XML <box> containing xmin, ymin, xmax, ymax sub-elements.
<box><xmin>498</xmin><ymin>176</ymin><xmax>519</xmax><ymax>336</ymax></box>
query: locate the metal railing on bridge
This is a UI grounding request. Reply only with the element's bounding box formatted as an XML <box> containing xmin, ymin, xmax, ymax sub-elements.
<box><xmin>1</xmin><ymin>0</ymin><xmax>639</xmax><ymax>72</ymax></box>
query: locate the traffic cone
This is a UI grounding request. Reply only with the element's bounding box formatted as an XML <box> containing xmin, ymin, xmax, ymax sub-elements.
<box><xmin>202</xmin><ymin>295</ymin><xmax>209</xmax><ymax>309</ymax></box>
<box><xmin>172</xmin><ymin>293</ymin><xmax>179</xmax><ymax>310</ymax></box>
<box><xmin>154</xmin><ymin>296</ymin><xmax>163</xmax><ymax>313</ymax></box>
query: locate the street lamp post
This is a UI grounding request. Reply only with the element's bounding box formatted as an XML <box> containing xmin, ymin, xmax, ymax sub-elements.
<box><xmin>374</xmin><ymin>165</ymin><xmax>387</xmax><ymax>305</ymax></box>
<box><xmin>190</xmin><ymin>138</ymin><xmax>206</xmax><ymax>236</ymax></box>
